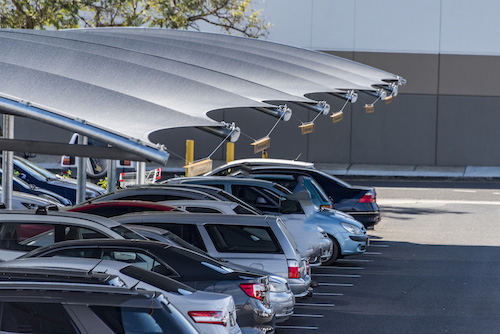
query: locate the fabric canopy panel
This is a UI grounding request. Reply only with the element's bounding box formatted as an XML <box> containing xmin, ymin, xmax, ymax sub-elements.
<box><xmin>0</xmin><ymin>28</ymin><xmax>404</xmax><ymax>164</ymax></box>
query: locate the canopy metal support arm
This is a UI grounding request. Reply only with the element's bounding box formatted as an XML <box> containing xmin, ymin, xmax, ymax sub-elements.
<box><xmin>0</xmin><ymin>97</ymin><xmax>169</xmax><ymax>165</ymax></box>
<box><xmin>0</xmin><ymin>138</ymin><xmax>152</xmax><ymax>161</ymax></box>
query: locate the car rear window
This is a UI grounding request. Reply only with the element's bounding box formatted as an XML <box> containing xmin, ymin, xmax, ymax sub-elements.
<box><xmin>205</xmin><ymin>224</ymin><xmax>283</xmax><ymax>254</ymax></box>
<box><xmin>90</xmin><ymin>304</ymin><xmax>191</xmax><ymax>334</ymax></box>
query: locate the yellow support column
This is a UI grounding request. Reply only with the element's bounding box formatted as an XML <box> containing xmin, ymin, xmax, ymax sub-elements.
<box><xmin>226</xmin><ymin>142</ymin><xmax>235</xmax><ymax>163</ymax></box>
<box><xmin>262</xmin><ymin>150</ymin><xmax>268</xmax><ymax>159</ymax></box>
<box><xmin>185</xmin><ymin>140</ymin><xmax>194</xmax><ymax>176</ymax></box>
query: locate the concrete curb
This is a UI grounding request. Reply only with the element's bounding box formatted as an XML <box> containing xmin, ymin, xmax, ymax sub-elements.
<box><xmin>39</xmin><ymin>160</ymin><xmax>500</xmax><ymax>180</ymax></box>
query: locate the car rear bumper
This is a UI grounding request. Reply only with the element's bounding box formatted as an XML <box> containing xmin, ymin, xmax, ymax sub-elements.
<box><xmin>347</xmin><ymin>211</ymin><xmax>381</xmax><ymax>228</ymax></box>
<box><xmin>288</xmin><ymin>275</ymin><xmax>311</xmax><ymax>298</ymax></box>
<box><xmin>269</xmin><ymin>290</ymin><xmax>295</xmax><ymax>323</ymax></box>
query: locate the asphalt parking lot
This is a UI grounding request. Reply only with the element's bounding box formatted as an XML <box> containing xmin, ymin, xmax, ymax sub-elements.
<box><xmin>277</xmin><ymin>180</ymin><xmax>500</xmax><ymax>334</ymax></box>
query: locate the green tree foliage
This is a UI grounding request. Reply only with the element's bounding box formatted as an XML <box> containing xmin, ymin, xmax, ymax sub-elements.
<box><xmin>0</xmin><ymin>0</ymin><xmax>269</xmax><ymax>37</ymax></box>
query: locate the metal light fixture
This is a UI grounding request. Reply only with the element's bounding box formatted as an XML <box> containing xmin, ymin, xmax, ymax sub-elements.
<box><xmin>331</xmin><ymin>90</ymin><xmax>358</xmax><ymax>103</ymax></box>
<box><xmin>294</xmin><ymin>100</ymin><xmax>330</xmax><ymax>115</ymax></box>
<box><xmin>200</xmin><ymin>121</ymin><xmax>240</xmax><ymax>142</ymax></box>
<box><xmin>255</xmin><ymin>104</ymin><xmax>292</xmax><ymax>121</ymax></box>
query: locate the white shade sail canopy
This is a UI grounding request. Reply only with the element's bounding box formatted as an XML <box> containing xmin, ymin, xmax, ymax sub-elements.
<box><xmin>0</xmin><ymin>28</ymin><xmax>405</xmax><ymax>164</ymax></box>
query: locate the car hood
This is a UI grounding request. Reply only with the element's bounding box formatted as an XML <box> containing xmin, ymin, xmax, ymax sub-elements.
<box><xmin>53</xmin><ymin>175</ymin><xmax>105</xmax><ymax>194</ymax></box>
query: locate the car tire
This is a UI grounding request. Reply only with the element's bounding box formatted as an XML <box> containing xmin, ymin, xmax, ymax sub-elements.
<box><xmin>321</xmin><ymin>235</ymin><xmax>340</xmax><ymax>266</ymax></box>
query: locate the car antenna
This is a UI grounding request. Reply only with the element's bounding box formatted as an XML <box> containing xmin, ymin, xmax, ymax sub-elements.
<box><xmin>86</xmin><ymin>259</ymin><xmax>104</xmax><ymax>275</ymax></box>
<box><xmin>294</xmin><ymin>153</ymin><xmax>302</xmax><ymax>161</ymax></box>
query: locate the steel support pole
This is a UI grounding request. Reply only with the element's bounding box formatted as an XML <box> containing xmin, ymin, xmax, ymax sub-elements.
<box><xmin>136</xmin><ymin>161</ymin><xmax>146</xmax><ymax>185</ymax></box>
<box><xmin>107</xmin><ymin>159</ymin><xmax>117</xmax><ymax>193</ymax></box>
<box><xmin>76</xmin><ymin>135</ymin><xmax>88</xmax><ymax>204</ymax></box>
<box><xmin>1</xmin><ymin>115</ymin><xmax>14</xmax><ymax>209</ymax></box>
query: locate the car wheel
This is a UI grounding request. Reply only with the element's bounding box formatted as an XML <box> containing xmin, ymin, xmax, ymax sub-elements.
<box><xmin>321</xmin><ymin>235</ymin><xmax>340</xmax><ymax>266</ymax></box>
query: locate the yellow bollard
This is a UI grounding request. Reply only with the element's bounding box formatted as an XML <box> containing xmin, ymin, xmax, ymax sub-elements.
<box><xmin>226</xmin><ymin>142</ymin><xmax>235</xmax><ymax>163</ymax></box>
<box><xmin>185</xmin><ymin>140</ymin><xmax>194</xmax><ymax>176</ymax></box>
<box><xmin>262</xmin><ymin>150</ymin><xmax>268</xmax><ymax>159</ymax></box>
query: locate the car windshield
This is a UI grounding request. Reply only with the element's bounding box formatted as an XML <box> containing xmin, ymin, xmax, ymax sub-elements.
<box><xmin>16</xmin><ymin>157</ymin><xmax>57</xmax><ymax>180</ymax></box>
<box><xmin>214</xmin><ymin>191</ymin><xmax>262</xmax><ymax>215</ymax></box>
<box><xmin>111</xmin><ymin>226</ymin><xmax>147</xmax><ymax>240</ymax></box>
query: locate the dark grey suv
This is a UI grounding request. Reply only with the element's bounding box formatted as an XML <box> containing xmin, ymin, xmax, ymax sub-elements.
<box><xmin>0</xmin><ymin>282</ymin><xmax>198</xmax><ymax>333</ymax></box>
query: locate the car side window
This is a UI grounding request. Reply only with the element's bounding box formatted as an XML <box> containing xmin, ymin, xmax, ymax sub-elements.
<box><xmin>145</xmin><ymin>223</ymin><xmax>207</xmax><ymax>252</ymax></box>
<box><xmin>231</xmin><ymin>185</ymin><xmax>279</xmax><ymax>213</ymax></box>
<box><xmin>64</xmin><ymin>226</ymin><xmax>108</xmax><ymax>241</ymax></box>
<box><xmin>205</xmin><ymin>224</ymin><xmax>282</xmax><ymax>253</ymax></box>
<box><xmin>0</xmin><ymin>222</ymin><xmax>54</xmax><ymax>251</ymax></box>
<box><xmin>41</xmin><ymin>247</ymin><xmax>99</xmax><ymax>259</ymax></box>
<box><xmin>0</xmin><ymin>302</ymin><xmax>78</xmax><ymax>333</ymax></box>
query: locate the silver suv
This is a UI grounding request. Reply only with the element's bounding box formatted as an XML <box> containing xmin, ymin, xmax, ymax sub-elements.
<box><xmin>0</xmin><ymin>208</ymin><xmax>144</xmax><ymax>261</ymax></box>
<box><xmin>115</xmin><ymin>212</ymin><xmax>312</xmax><ymax>298</ymax></box>
<box><xmin>0</xmin><ymin>282</ymin><xmax>198</xmax><ymax>333</ymax></box>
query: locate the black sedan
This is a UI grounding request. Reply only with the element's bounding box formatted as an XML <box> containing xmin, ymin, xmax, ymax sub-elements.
<box><xmin>208</xmin><ymin>159</ymin><xmax>381</xmax><ymax>228</ymax></box>
<box><xmin>21</xmin><ymin>238</ymin><xmax>276</xmax><ymax>333</ymax></box>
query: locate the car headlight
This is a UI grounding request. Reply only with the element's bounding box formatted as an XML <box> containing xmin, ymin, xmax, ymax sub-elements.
<box><xmin>341</xmin><ymin>222</ymin><xmax>363</xmax><ymax>235</ymax></box>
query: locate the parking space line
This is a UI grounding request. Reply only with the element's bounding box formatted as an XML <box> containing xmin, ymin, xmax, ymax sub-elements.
<box><xmin>363</xmin><ymin>252</ymin><xmax>382</xmax><ymax>255</ymax></box>
<box><xmin>295</xmin><ymin>303</ymin><xmax>336</xmax><ymax>307</ymax></box>
<box><xmin>316</xmin><ymin>282</ymin><xmax>353</xmax><ymax>287</ymax></box>
<box><xmin>337</xmin><ymin>259</ymin><xmax>373</xmax><ymax>263</ymax></box>
<box><xmin>368</xmin><ymin>244</ymin><xmax>389</xmax><ymax>248</ymax></box>
<box><xmin>315</xmin><ymin>265</ymin><xmax>364</xmax><ymax>269</ymax></box>
<box><xmin>275</xmin><ymin>325</ymin><xmax>318</xmax><ymax>330</ymax></box>
<box><xmin>291</xmin><ymin>314</ymin><xmax>324</xmax><ymax>318</ymax></box>
<box><xmin>313</xmin><ymin>273</ymin><xmax>361</xmax><ymax>278</ymax></box>
<box><xmin>313</xmin><ymin>292</ymin><xmax>344</xmax><ymax>296</ymax></box>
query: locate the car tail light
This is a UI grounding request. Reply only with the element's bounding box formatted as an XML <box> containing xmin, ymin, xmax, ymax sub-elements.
<box><xmin>320</xmin><ymin>204</ymin><xmax>334</xmax><ymax>209</ymax></box>
<box><xmin>358</xmin><ymin>193</ymin><xmax>375</xmax><ymax>203</ymax></box>
<box><xmin>239</xmin><ymin>283</ymin><xmax>265</xmax><ymax>300</ymax></box>
<box><xmin>288</xmin><ymin>260</ymin><xmax>300</xmax><ymax>279</ymax></box>
<box><xmin>188</xmin><ymin>311</ymin><xmax>227</xmax><ymax>326</ymax></box>
<box><xmin>305</xmin><ymin>259</ymin><xmax>311</xmax><ymax>276</ymax></box>
<box><xmin>62</xmin><ymin>156</ymin><xmax>74</xmax><ymax>166</ymax></box>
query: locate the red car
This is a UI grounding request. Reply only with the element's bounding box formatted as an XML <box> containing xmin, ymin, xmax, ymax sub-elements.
<box><xmin>67</xmin><ymin>200</ymin><xmax>181</xmax><ymax>218</ymax></box>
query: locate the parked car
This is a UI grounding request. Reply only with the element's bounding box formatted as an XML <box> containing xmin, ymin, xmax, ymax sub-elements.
<box><xmin>161</xmin><ymin>200</ymin><xmax>259</xmax><ymax>215</ymax></box>
<box><xmin>86</xmin><ymin>184</ymin><xmax>222</xmax><ymax>203</ymax></box>
<box><xmin>125</xmin><ymin>224</ymin><xmax>295</xmax><ymax>323</ymax></box>
<box><xmin>230</xmin><ymin>174</ymin><xmax>369</xmax><ymax>264</ymax></box>
<box><xmin>0</xmin><ymin>190</ymin><xmax>62</xmax><ymax>210</ymax></box>
<box><xmin>21</xmin><ymin>238</ymin><xmax>276</xmax><ymax>333</ymax></box>
<box><xmin>0</xmin><ymin>281</ymin><xmax>199</xmax><ymax>333</ymax></box>
<box><xmin>165</xmin><ymin>176</ymin><xmax>332</xmax><ymax>265</ymax></box>
<box><xmin>67</xmin><ymin>200</ymin><xmax>181</xmax><ymax>217</ymax></box>
<box><xmin>10</xmin><ymin>156</ymin><xmax>105</xmax><ymax>204</ymax></box>
<box><xmin>208</xmin><ymin>158</ymin><xmax>381</xmax><ymax>228</ymax></box>
<box><xmin>0</xmin><ymin>169</ymin><xmax>72</xmax><ymax>206</ymax></box>
<box><xmin>114</xmin><ymin>211</ymin><xmax>311</xmax><ymax>299</ymax></box>
<box><xmin>1</xmin><ymin>258</ymin><xmax>241</xmax><ymax>334</ymax></box>
<box><xmin>156</xmin><ymin>184</ymin><xmax>263</xmax><ymax>215</ymax></box>
<box><xmin>0</xmin><ymin>208</ymin><xmax>145</xmax><ymax>261</ymax></box>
